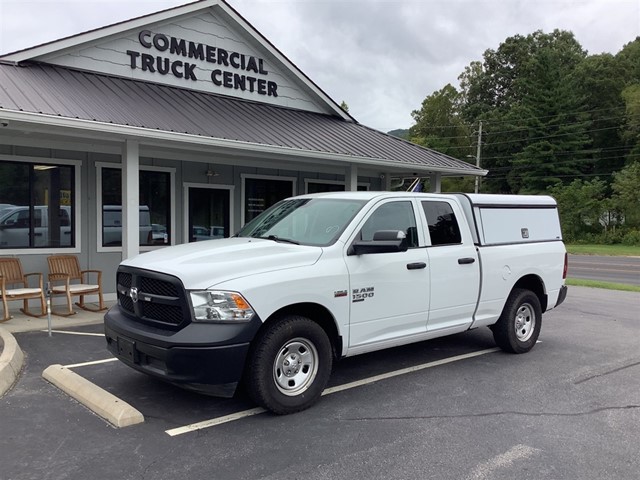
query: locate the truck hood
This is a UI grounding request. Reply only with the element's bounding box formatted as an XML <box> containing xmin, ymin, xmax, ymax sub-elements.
<box><xmin>122</xmin><ymin>238</ymin><xmax>323</xmax><ymax>290</ymax></box>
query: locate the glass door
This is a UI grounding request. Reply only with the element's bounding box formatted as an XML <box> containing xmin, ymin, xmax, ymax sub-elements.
<box><xmin>187</xmin><ymin>186</ymin><xmax>231</xmax><ymax>242</ymax></box>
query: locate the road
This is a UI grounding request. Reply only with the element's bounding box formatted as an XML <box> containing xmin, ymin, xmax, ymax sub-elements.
<box><xmin>2</xmin><ymin>287</ymin><xmax>639</xmax><ymax>480</ymax></box>
<box><xmin>568</xmin><ymin>254</ymin><xmax>640</xmax><ymax>285</ymax></box>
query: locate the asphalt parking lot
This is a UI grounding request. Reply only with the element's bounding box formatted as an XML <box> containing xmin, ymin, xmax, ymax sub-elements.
<box><xmin>1</xmin><ymin>286</ymin><xmax>639</xmax><ymax>480</ymax></box>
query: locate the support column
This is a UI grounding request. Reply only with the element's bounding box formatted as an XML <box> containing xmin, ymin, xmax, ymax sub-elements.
<box><xmin>345</xmin><ymin>164</ymin><xmax>358</xmax><ymax>191</ymax></box>
<box><xmin>122</xmin><ymin>140</ymin><xmax>140</xmax><ymax>261</ymax></box>
<box><xmin>382</xmin><ymin>173</ymin><xmax>392</xmax><ymax>191</ymax></box>
<box><xmin>429</xmin><ymin>173</ymin><xmax>442</xmax><ymax>193</ymax></box>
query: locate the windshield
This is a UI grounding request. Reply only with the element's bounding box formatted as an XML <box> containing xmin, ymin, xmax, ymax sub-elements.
<box><xmin>236</xmin><ymin>198</ymin><xmax>366</xmax><ymax>246</ymax></box>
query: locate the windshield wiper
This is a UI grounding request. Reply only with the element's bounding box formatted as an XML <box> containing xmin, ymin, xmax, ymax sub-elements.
<box><xmin>259</xmin><ymin>235</ymin><xmax>300</xmax><ymax>245</ymax></box>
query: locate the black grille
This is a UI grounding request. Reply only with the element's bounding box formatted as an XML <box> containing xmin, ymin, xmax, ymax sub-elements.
<box><xmin>118</xmin><ymin>272</ymin><xmax>132</xmax><ymax>288</ymax></box>
<box><xmin>140</xmin><ymin>277</ymin><xmax>179</xmax><ymax>297</ymax></box>
<box><xmin>142</xmin><ymin>302</ymin><xmax>183</xmax><ymax>325</ymax></box>
<box><xmin>116</xmin><ymin>266</ymin><xmax>189</xmax><ymax>329</ymax></box>
<box><xmin>120</xmin><ymin>294</ymin><xmax>134</xmax><ymax>314</ymax></box>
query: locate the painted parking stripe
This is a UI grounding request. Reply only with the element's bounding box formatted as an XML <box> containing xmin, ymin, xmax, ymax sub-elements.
<box><xmin>41</xmin><ymin>330</ymin><xmax>105</xmax><ymax>337</ymax></box>
<box><xmin>166</xmin><ymin>408</ymin><xmax>268</xmax><ymax>436</ymax></box>
<box><xmin>64</xmin><ymin>358</ymin><xmax>118</xmax><ymax>369</ymax></box>
<box><xmin>165</xmin><ymin>346</ymin><xmax>501</xmax><ymax>437</ymax></box>
<box><xmin>321</xmin><ymin>347</ymin><xmax>500</xmax><ymax>396</ymax></box>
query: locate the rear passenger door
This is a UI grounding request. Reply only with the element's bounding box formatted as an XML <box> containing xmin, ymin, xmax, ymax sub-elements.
<box><xmin>344</xmin><ymin>199</ymin><xmax>430</xmax><ymax>351</ymax></box>
<box><xmin>420</xmin><ymin>200</ymin><xmax>480</xmax><ymax>332</ymax></box>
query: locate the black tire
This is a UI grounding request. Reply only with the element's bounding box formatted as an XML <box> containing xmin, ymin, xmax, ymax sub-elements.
<box><xmin>492</xmin><ymin>288</ymin><xmax>542</xmax><ymax>354</ymax></box>
<box><xmin>245</xmin><ymin>315</ymin><xmax>332</xmax><ymax>414</ymax></box>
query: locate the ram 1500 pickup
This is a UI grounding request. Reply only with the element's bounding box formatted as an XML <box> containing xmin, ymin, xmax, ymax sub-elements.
<box><xmin>105</xmin><ymin>192</ymin><xmax>568</xmax><ymax>414</ymax></box>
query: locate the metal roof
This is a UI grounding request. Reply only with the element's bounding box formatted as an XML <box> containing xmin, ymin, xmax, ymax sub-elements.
<box><xmin>0</xmin><ymin>63</ymin><xmax>482</xmax><ymax>174</ymax></box>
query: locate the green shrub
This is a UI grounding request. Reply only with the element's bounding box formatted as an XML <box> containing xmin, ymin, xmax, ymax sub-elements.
<box><xmin>622</xmin><ymin>230</ymin><xmax>640</xmax><ymax>246</ymax></box>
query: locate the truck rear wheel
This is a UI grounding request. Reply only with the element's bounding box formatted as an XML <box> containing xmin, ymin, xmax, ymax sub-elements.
<box><xmin>492</xmin><ymin>288</ymin><xmax>542</xmax><ymax>354</ymax></box>
<box><xmin>246</xmin><ymin>315</ymin><xmax>332</xmax><ymax>414</ymax></box>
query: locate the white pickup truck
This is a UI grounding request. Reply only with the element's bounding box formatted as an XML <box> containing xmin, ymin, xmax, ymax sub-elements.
<box><xmin>105</xmin><ymin>192</ymin><xmax>568</xmax><ymax>414</ymax></box>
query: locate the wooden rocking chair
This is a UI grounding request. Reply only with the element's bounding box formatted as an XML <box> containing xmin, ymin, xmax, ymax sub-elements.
<box><xmin>47</xmin><ymin>255</ymin><xmax>106</xmax><ymax>316</ymax></box>
<box><xmin>0</xmin><ymin>257</ymin><xmax>47</xmax><ymax>322</ymax></box>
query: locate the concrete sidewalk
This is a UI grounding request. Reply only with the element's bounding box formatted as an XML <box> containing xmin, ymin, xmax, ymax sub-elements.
<box><xmin>1</xmin><ymin>302</ymin><xmax>112</xmax><ymax>334</ymax></box>
<box><xmin>0</xmin><ymin>302</ymin><xmax>112</xmax><ymax>396</ymax></box>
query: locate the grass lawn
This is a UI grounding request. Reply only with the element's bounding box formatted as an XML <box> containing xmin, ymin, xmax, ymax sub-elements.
<box><xmin>566</xmin><ymin>278</ymin><xmax>640</xmax><ymax>293</ymax></box>
<box><xmin>566</xmin><ymin>244</ymin><xmax>640</xmax><ymax>256</ymax></box>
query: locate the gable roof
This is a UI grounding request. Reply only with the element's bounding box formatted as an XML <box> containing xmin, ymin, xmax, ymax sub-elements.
<box><xmin>0</xmin><ymin>0</ymin><xmax>353</xmax><ymax>122</ymax></box>
<box><xmin>0</xmin><ymin>1</ymin><xmax>485</xmax><ymax>177</ymax></box>
<box><xmin>0</xmin><ymin>63</ymin><xmax>483</xmax><ymax>175</ymax></box>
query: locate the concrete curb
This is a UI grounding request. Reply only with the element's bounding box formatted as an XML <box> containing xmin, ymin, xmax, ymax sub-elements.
<box><xmin>0</xmin><ymin>326</ymin><xmax>25</xmax><ymax>397</ymax></box>
<box><xmin>42</xmin><ymin>364</ymin><xmax>144</xmax><ymax>428</ymax></box>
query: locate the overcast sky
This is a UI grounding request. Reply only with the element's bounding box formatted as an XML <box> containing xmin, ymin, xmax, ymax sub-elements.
<box><xmin>0</xmin><ymin>0</ymin><xmax>638</xmax><ymax>132</ymax></box>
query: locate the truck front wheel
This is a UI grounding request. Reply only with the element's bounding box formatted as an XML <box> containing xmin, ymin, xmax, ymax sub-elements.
<box><xmin>492</xmin><ymin>288</ymin><xmax>542</xmax><ymax>354</ymax></box>
<box><xmin>246</xmin><ymin>315</ymin><xmax>333</xmax><ymax>414</ymax></box>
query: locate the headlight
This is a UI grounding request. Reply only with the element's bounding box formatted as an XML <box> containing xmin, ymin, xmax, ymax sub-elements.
<box><xmin>190</xmin><ymin>290</ymin><xmax>255</xmax><ymax>323</ymax></box>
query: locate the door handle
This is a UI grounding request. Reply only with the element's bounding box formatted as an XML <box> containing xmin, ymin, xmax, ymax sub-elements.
<box><xmin>458</xmin><ymin>257</ymin><xmax>476</xmax><ymax>265</ymax></box>
<box><xmin>407</xmin><ymin>262</ymin><xmax>427</xmax><ymax>270</ymax></box>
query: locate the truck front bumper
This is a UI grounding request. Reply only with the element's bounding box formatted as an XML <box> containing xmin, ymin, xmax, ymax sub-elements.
<box><xmin>104</xmin><ymin>305</ymin><xmax>262</xmax><ymax>397</ymax></box>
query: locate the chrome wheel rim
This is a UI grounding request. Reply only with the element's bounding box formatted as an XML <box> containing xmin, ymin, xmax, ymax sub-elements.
<box><xmin>514</xmin><ymin>303</ymin><xmax>535</xmax><ymax>342</ymax></box>
<box><xmin>273</xmin><ymin>338</ymin><xmax>319</xmax><ymax>396</ymax></box>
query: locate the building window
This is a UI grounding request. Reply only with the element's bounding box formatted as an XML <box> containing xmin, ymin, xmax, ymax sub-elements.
<box><xmin>243</xmin><ymin>175</ymin><xmax>295</xmax><ymax>224</ymax></box>
<box><xmin>305</xmin><ymin>180</ymin><xmax>370</xmax><ymax>193</ymax></box>
<box><xmin>100</xmin><ymin>167</ymin><xmax>171</xmax><ymax>247</ymax></box>
<box><xmin>307</xmin><ymin>181</ymin><xmax>345</xmax><ymax>194</ymax></box>
<box><xmin>0</xmin><ymin>161</ymin><xmax>75</xmax><ymax>249</ymax></box>
<box><xmin>187</xmin><ymin>186</ymin><xmax>231</xmax><ymax>242</ymax></box>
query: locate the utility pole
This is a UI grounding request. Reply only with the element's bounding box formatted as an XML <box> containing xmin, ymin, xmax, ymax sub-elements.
<box><xmin>474</xmin><ymin>120</ymin><xmax>482</xmax><ymax>194</ymax></box>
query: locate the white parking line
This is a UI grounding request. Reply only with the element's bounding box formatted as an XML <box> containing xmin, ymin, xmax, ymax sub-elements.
<box><xmin>41</xmin><ymin>330</ymin><xmax>105</xmax><ymax>337</ymax></box>
<box><xmin>322</xmin><ymin>347</ymin><xmax>500</xmax><ymax>395</ymax></box>
<box><xmin>165</xmin><ymin>347</ymin><xmax>501</xmax><ymax>437</ymax></box>
<box><xmin>64</xmin><ymin>358</ymin><xmax>118</xmax><ymax>369</ymax></box>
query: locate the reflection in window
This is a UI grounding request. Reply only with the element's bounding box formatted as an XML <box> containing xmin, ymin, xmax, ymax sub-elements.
<box><xmin>188</xmin><ymin>188</ymin><xmax>230</xmax><ymax>242</ymax></box>
<box><xmin>422</xmin><ymin>201</ymin><xmax>462</xmax><ymax>246</ymax></box>
<box><xmin>0</xmin><ymin>161</ymin><xmax>74</xmax><ymax>249</ymax></box>
<box><xmin>244</xmin><ymin>177</ymin><xmax>293</xmax><ymax>224</ymax></box>
<box><xmin>101</xmin><ymin>168</ymin><xmax>170</xmax><ymax>247</ymax></box>
<box><xmin>360</xmin><ymin>201</ymin><xmax>418</xmax><ymax>247</ymax></box>
<box><xmin>237</xmin><ymin>198</ymin><xmax>365</xmax><ymax>246</ymax></box>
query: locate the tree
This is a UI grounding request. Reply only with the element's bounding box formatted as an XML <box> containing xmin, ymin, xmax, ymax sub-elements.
<box><xmin>409</xmin><ymin>84</ymin><xmax>473</xmax><ymax>158</ymax></box>
<box><xmin>573</xmin><ymin>54</ymin><xmax>628</xmax><ymax>180</ymax></box>
<box><xmin>621</xmin><ymin>84</ymin><xmax>640</xmax><ymax>161</ymax></box>
<box><xmin>456</xmin><ymin>30</ymin><xmax>592</xmax><ymax>193</ymax></box>
<box><xmin>548</xmin><ymin>179</ymin><xmax>609</xmax><ymax>241</ymax></box>
<box><xmin>612</xmin><ymin>161</ymin><xmax>640</xmax><ymax>228</ymax></box>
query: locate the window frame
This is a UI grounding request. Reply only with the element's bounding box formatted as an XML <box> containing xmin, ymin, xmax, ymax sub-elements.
<box><xmin>96</xmin><ymin>162</ymin><xmax>175</xmax><ymax>253</ymax></box>
<box><xmin>183</xmin><ymin>182</ymin><xmax>235</xmax><ymax>242</ymax></box>
<box><xmin>0</xmin><ymin>155</ymin><xmax>81</xmax><ymax>254</ymax></box>
<box><xmin>349</xmin><ymin>198</ymin><xmax>422</xmax><ymax>250</ymax></box>
<box><xmin>421</xmin><ymin>200</ymin><xmax>463</xmax><ymax>247</ymax></box>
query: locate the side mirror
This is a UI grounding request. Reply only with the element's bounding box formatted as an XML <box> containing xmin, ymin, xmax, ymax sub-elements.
<box><xmin>349</xmin><ymin>230</ymin><xmax>409</xmax><ymax>255</ymax></box>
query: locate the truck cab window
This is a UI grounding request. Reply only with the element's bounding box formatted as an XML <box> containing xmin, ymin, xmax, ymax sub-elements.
<box><xmin>422</xmin><ymin>201</ymin><xmax>462</xmax><ymax>246</ymax></box>
<box><xmin>360</xmin><ymin>201</ymin><xmax>418</xmax><ymax>247</ymax></box>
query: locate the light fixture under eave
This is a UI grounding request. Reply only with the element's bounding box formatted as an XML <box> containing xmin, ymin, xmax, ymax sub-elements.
<box><xmin>205</xmin><ymin>169</ymin><xmax>219</xmax><ymax>177</ymax></box>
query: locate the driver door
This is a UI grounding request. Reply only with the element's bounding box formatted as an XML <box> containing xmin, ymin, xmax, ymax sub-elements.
<box><xmin>344</xmin><ymin>199</ymin><xmax>430</xmax><ymax>352</ymax></box>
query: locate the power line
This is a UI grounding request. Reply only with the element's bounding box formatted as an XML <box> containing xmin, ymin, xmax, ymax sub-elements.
<box><xmin>486</xmin><ymin>153</ymin><xmax>639</xmax><ymax>172</ymax></box>
<box><xmin>409</xmin><ymin>105</ymin><xmax>631</xmax><ymax>130</ymax></box>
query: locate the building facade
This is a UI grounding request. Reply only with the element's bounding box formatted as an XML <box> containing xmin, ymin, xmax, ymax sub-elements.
<box><xmin>0</xmin><ymin>0</ymin><xmax>485</xmax><ymax>300</ymax></box>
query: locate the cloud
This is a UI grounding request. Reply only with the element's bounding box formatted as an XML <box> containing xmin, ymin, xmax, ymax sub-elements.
<box><xmin>1</xmin><ymin>0</ymin><xmax>639</xmax><ymax>132</ymax></box>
